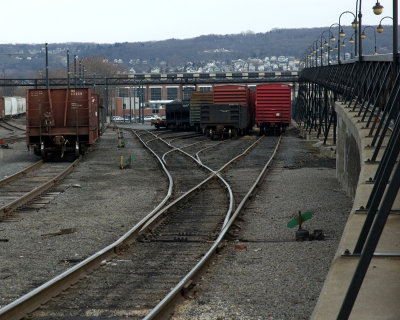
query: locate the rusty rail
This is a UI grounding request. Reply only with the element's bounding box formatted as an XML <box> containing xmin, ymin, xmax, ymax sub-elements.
<box><xmin>0</xmin><ymin>160</ymin><xmax>43</xmax><ymax>187</ymax></box>
<box><xmin>0</xmin><ymin>131</ymin><xmax>273</xmax><ymax>320</ymax></box>
<box><xmin>144</xmin><ymin>135</ymin><xmax>282</xmax><ymax>319</ymax></box>
<box><xmin>0</xmin><ymin>159</ymin><xmax>79</xmax><ymax>216</ymax></box>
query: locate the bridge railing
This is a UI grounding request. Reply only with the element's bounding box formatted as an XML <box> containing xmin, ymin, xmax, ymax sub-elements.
<box><xmin>0</xmin><ymin>71</ymin><xmax>299</xmax><ymax>87</ymax></box>
<box><xmin>295</xmin><ymin>56</ymin><xmax>400</xmax><ymax>319</ymax></box>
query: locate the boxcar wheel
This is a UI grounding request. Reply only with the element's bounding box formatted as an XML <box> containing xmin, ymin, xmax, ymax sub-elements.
<box><xmin>75</xmin><ymin>142</ymin><xmax>80</xmax><ymax>158</ymax></box>
<box><xmin>232</xmin><ymin>128</ymin><xmax>238</xmax><ymax>138</ymax></box>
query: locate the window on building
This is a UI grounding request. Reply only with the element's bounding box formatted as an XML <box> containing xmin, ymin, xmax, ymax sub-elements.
<box><xmin>167</xmin><ymin>87</ymin><xmax>178</xmax><ymax>100</ymax></box>
<box><xmin>119</xmin><ymin>88</ymin><xmax>129</xmax><ymax>97</ymax></box>
<box><xmin>199</xmin><ymin>86</ymin><xmax>212</xmax><ymax>92</ymax></box>
<box><xmin>123</xmin><ymin>103</ymin><xmax>127</xmax><ymax>110</ymax></box>
<box><xmin>183</xmin><ymin>87</ymin><xmax>195</xmax><ymax>100</ymax></box>
<box><xmin>150</xmin><ymin>87</ymin><xmax>162</xmax><ymax>100</ymax></box>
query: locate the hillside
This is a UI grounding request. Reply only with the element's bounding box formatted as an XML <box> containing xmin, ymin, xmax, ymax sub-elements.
<box><xmin>0</xmin><ymin>26</ymin><xmax>395</xmax><ymax>77</ymax></box>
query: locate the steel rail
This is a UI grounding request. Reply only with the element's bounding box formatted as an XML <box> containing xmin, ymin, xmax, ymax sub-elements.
<box><xmin>0</xmin><ymin>160</ymin><xmax>43</xmax><ymax>187</ymax></box>
<box><xmin>139</xmin><ymin>130</ymin><xmax>236</xmax><ymax>231</ymax></box>
<box><xmin>0</xmin><ymin>130</ymin><xmax>174</xmax><ymax>320</ymax></box>
<box><xmin>161</xmin><ymin>139</ymin><xmax>209</xmax><ymax>164</ymax></box>
<box><xmin>196</xmin><ymin>136</ymin><xmax>264</xmax><ymax>228</ymax></box>
<box><xmin>0</xmin><ymin>130</ymin><xmax>261</xmax><ymax>319</ymax></box>
<box><xmin>144</xmin><ymin>135</ymin><xmax>282</xmax><ymax>319</ymax></box>
<box><xmin>195</xmin><ymin>140</ymin><xmax>225</xmax><ymax>162</ymax></box>
<box><xmin>1</xmin><ymin>135</ymin><xmax>26</xmax><ymax>144</ymax></box>
<box><xmin>0</xmin><ymin>120</ymin><xmax>26</xmax><ymax>132</ymax></box>
<box><xmin>0</xmin><ymin>159</ymin><xmax>79</xmax><ymax>216</ymax></box>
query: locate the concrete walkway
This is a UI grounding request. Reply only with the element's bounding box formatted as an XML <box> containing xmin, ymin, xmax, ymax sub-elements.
<box><xmin>311</xmin><ymin>102</ymin><xmax>400</xmax><ymax>320</ymax></box>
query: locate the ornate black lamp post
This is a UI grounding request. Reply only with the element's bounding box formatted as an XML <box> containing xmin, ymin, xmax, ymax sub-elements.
<box><xmin>373</xmin><ymin>1</ymin><xmax>397</xmax><ymax>69</ymax></box>
<box><xmin>361</xmin><ymin>25</ymin><xmax>378</xmax><ymax>54</ymax></box>
<box><xmin>376</xmin><ymin>15</ymin><xmax>393</xmax><ymax>32</ymax></box>
<box><xmin>338</xmin><ymin>11</ymin><xmax>357</xmax><ymax>63</ymax></box>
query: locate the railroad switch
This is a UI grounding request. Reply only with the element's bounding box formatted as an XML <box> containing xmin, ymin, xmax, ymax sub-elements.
<box><xmin>287</xmin><ymin>211</ymin><xmax>325</xmax><ymax>241</ymax></box>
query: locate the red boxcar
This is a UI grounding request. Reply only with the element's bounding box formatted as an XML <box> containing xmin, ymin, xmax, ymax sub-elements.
<box><xmin>213</xmin><ymin>84</ymin><xmax>255</xmax><ymax>127</ymax></box>
<box><xmin>213</xmin><ymin>85</ymin><xmax>250</xmax><ymax>106</ymax></box>
<box><xmin>26</xmin><ymin>88</ymin><xmax>99</xmax><ymax>158</ymax></box>
<box><xmin>0</xmin><ymin>97</ymin><xmax>4</xmax><ymax>119</ymax></box>
<box><xmin>255</xmin><ymin>84</ymin><xmax>291</xmax><ymax>134</ymax></box>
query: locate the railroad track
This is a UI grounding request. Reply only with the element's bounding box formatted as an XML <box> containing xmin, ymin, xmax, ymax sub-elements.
<box><xmin>0</xmin><ymin>120</ymin><xmax>25</xmax><ymax>132</ymax></box>
<box><xmin>0</xmin><ymin>159</ymin><xmax>79</xmax><ymax>222</ymax></box>
<box><xmin>0</xmin><ymin>120</ymin><xmax>26</xmax><ymax>146</ymax></box>
<box><xmin>0</xmin><ymin>129</ymin><xmax>281</xmax><ymax>319</ymax></box>
<box><xmin>0</xmin><ymin>135</ymin><xmax>25</xmax><ymax>145</ymax></box>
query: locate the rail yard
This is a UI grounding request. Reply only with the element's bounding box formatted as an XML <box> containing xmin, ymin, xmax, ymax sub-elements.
<box><xmin>0</xmin><ymin>117</ymin><xmax>352</xmax><ymax>319</ymax></box>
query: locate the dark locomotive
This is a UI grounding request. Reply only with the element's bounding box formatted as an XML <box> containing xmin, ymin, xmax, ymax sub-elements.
<box><xmin>165</xmin><ymin>100</ymin><xmax>190</xmax><ymax>130</ymax></box>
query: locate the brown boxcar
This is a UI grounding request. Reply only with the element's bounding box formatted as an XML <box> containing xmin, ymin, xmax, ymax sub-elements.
<box><xmin>26</xmin><ymin>88</ymin><xmax>99</xmax><ymax>158</ymax></box>
<box><xmin>0</xmin><ymin>97</ymin><xmax>4</xmax><ymax>119</ymax></box>
<box><xmin>255</xmin><ymin>84</ymin><xmax>291</xmax><ymax>134</ymax></box>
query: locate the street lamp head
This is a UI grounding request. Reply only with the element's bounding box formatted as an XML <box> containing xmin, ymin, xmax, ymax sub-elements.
<box><xmin>329</xmin><ymin>47</ymin><xmax>333</xmax><ymax>52</ymax></box>
<box><xmin>373</xmin><ymin>2</ymin><xmax>383</xmax><ymax>15</ymax></box>
<box><xmin>340</xmin><ymin>29</ymin><xmax>345</xmax><ymax>38</ymax></box>
<box><xmin>341</xmin><ymin>41</ymin><xmax>346</xmax><ymax>48</ymax></box>
<box><xmin>361</xmin><ymin>31</ymin><xmax>366</xmax><ymax>39</ymax></box>
<box><xmin>373</xmin><ymin>51</ymin><xmax>379</xmax><ymax>55</ymax></box>
<box><xmin>334</xmin><ymin>45</ymin><xmax>338</xmax><ymax>51</ymax></box>
<box><xmin>330</xmin><ymin>35</ymin><xmax>336</xmax><ymax>42</ymax></box>
<box><xmin>351</xmin><ymin>20</ymin><xmax>359</xmax><ymax>29</ymax></box>
<box><xmin>324</xmin><ymin>40</ymin><xmax>329</xmax><ymax>47</ymax></box>
<box><xmin>377</xmin><ymin>24</ymin><xmax>384</xmax><ymax>33</ymax></box>
<box><xmin>349</xmin><ymin>36</ymin><xmax>354</xmax><ymax>44</ymax></box>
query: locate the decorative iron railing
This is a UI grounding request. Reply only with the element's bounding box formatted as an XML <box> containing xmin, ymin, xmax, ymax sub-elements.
<box><xmin>294</xmin><ymin>54</ymin><xmax>400</xmax><ymax>319</ymax></box>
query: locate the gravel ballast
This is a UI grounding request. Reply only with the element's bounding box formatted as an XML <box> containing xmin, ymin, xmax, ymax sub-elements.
<box><xmin>0</xmin><ymin>127</ymin><xmax>168</xmax><ymax>307</ymax></box>
<box><xmin>0</xmin><ymin>118</ymin><xmax>38</xmax><ymax>179</ymax></box>
<box><xmin>172</xmin><ymin>127</ymin><xmax>353</xmax><ymax>320</ymax></box>
<box><xmin>0</xmin><ymin>124</ymin><xmax>353</xmax><ymax>319</ymax></box>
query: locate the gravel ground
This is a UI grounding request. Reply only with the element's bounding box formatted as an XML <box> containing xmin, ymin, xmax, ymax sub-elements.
<box><xmin>0</xmin><ymin>117</ymin><xmax>38</xmax><ymax>179</ymax></box>
<box><xmin>0</xmin><ymin>126</ymin><xmax>168</xmax><ymax>307</ymax></box>
<box><xmin>171</xmin><ymin>126</ymin><xmax>353</xmax><ymax>320</ymax></box>
<box><xmin>0</xmin><ymin>122</ymin><xmax>353</xmax><ymax>318</ymax></box>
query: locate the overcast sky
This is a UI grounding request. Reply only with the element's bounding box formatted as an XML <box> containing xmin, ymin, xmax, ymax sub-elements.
<box><xmin>0</xmin><ymin>0</ymin><xmax>395</xmax><ymax>44</ymax></box>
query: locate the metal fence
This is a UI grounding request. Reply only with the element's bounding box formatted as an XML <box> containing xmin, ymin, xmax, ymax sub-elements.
<box><xmin>294</xmin><ymin>55</ymin><xmax>400</xmax><ymax>319</ymax></box>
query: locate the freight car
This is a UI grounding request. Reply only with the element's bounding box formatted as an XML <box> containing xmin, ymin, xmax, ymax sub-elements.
<box><xmin>213</xmin><ymin>85</ymin><xmax>251</xmax><ymax>106</ymax></box>
<box><xmin>213</xmin><ymin>84</ymin><xmax>255</xmax><ymax>126</ymax></box>
<box><xmin>26</xmin><ymin>88</ymin><xmax>99</xmax><ymax>159</ymax></box>
<box><xmin>165</xmin><ymin>100</ymin><xmax>190</xmax><ymax>130</ymax></box>
<box><xmin>200</xmin><ymin>104</ymin><xmax>251</xmax><ymax>139</ymax></box>
<box><xmin>255</xmin><ymin>84</ymin><xmax>291</xmax><ymax>134</ymax></box>
<box><xmin>0</xmin><ymin>98</ymin><xmax>4</xmax><ymax>119</ymax></box>
<box><xmin>198</xmin><ymin>85</ymin><xmax>254</xmax><ymax>139</ymax></box>
<box><xmin>189</xmin><ymin>91</ymin><xmax>213</xmax><ymax>132</ymax></box>
<box><xmin>0</xmin><ymin>96</ymin><xmax>26</xmax><ymax>119</ymax></box>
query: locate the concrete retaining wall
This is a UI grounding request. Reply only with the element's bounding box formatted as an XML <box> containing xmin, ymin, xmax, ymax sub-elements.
<box><xmin>311</xmin><ymin>101</ymin><xmax>400</xmax><ymax>320</ymax></box>
<box><xmin>336</xmin><ymin>104</ymin><xmax>361</xmax><ymax>198</ymax></box>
